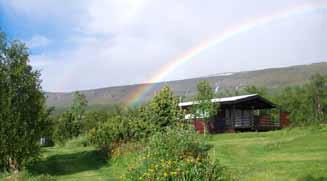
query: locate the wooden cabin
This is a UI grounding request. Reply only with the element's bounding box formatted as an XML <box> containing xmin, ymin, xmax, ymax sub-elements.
<box><xmin>179</xmin><ymin>94</ymin><xmax>289</xmax><ymax>133</ymax></box>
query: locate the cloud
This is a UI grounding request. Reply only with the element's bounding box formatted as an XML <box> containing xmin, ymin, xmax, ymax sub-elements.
<box><xmin>1</xmin><ymin>0</ymin><xmax>326</xmax><ymax>92</ymax></box>
<box><xmin>26</xmin><ymin>35</ymin><xmax>51</xmax><ymax>49</ymax></box>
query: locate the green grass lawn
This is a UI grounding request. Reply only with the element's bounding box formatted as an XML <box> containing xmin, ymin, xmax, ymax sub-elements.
<box><xmin>2</xmin><ymin>126</ymin><xmax>327</xmax><ymax>181</ymax></box>
<box><xmin>208</xmin><ymin>126</ymin><xmax>327</xmax><ymax>181</ymax></box>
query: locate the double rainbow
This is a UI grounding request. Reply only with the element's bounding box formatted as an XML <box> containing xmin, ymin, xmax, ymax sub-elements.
<box><xmin>125</xmin><ymin>2</ymin><xmax>327</xmax><ymax>106</ymax></box>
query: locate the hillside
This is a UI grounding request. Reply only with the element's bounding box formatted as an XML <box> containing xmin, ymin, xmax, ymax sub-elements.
<box><xmin>46</xmin><ymin>62</ymin><xmax>327</xmax><ymax>108</ymax></box>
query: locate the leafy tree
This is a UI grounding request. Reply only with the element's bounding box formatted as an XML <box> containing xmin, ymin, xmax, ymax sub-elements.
<box><xmin>53</xmin><ymin>111</ymin><xmax>75</xmax><ymax>144</ymax></box>
<box><xmin>70</xmin><ymin>91</ymin><xmax>88</xmax><ymax>136</ymax></box>
<box><xmin>88</xmin><ymin>106</ymin><xmax>158</xmax><ymax>151</ymax></box>
<box><xmin>275</xmin><ymin>74</ymin><xmax>327</xmax><ymax>125</ymax></box>
<box><xmin>193</xmin><ymin>81</ymin><xmax>218</xmax><ymax>135</ymax></box>
<box><xmin>0</xmin><ymin>33</ymin><xmax>48</xmax><ymax>171</ymax></box>
<box><xmin>308</xmin><ymin>74</ymin><xmax>327</xmax><ymax>122</ymax></box>
<box><xmin>244</xmin><ymin>85</ymin><xmax>268</xmax><ymax>96</ymax></box>
<box><xmin>148</xmin><ymin>85</ymin><xmax>183</xmax><ymax>128</ymax></box>
<box><xmin>276</xmin><ymin>86</ymin><xmax>312</xmax><ymax>125</ymax></box>
<box><xmin>82</xmin><ymin>110</ymin><xmax>109</xmax><ymax>133</ymax></box>
<box><xmin>53</xmin><ymin>92</ymin><xmax>88</xmax><ymax>144</ymax></box>
<box><xmin>71</xmin><ymin>91</ymin><xmax>88</xmax><ymax>122</ymax></box>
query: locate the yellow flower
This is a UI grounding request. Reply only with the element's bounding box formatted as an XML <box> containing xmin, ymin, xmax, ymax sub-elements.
<box><xmin>164</xmin><ymin>172</ymin><xmax>168</xmax><ymax>177</ymax></box>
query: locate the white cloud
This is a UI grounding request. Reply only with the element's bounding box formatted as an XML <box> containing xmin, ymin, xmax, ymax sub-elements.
<box><xmin>2</xmin><ymin>0</ymin><xmax>326</xmax><ymax>91</ymax></box>
<box><xmin>26</xmin><ymin>35</ymin><xmax>51</xmax><ymax>49</ymax></box>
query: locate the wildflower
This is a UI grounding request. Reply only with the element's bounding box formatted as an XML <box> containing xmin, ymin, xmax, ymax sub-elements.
<box><xmin>164</xmin><ymin>172</ymin><xmax>168</xmax><ymax>177</ymax></box>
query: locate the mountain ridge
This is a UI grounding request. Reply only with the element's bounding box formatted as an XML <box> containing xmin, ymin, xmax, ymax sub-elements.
<box><xmin>46</xmin><ymin>62</ymin><xmax>327</xmax><ymax>108</ymax></box>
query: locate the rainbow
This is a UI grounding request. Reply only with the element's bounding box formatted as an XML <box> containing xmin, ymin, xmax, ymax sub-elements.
<box><xmin>125</xmin><ymin>2</ymin><xmax>327</xmax><ymax>106</ymax></box>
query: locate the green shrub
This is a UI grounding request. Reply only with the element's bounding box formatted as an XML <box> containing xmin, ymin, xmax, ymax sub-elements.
<box><xmin>147</xmin><ymin>85</ymin><xmax>183</xmax><ymax>128</ymax></box>
<box><xmin>82</xmin><ymin>110</ymin><xmax>109</xmax><ymax>133</ymax></box>
<box><xmin>124</xmin><ymin>126</ymin><xmax>231</xmax><ymax>181</ymax></box>
<box><xmin>88</xmin><ymin>113</ymin><xmax>157</xmax><ymax>149</ymax></box>
<box><xmin>52</xmin><ymin>111</ymin><xmax>77</xmax><ymax>145</ymax></box>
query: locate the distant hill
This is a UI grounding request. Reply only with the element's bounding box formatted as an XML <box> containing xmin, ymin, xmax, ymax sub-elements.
<box><xmin>46</xmin><ymin>62</ymin><xmax>327</xmax><ymax>109</ymax></box>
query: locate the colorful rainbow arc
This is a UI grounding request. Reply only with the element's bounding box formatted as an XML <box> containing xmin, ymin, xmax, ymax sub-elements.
<box><xmin>124</xmin><ymin>3</ymin><xmax>327</xmax><ymax>106</ymax></box>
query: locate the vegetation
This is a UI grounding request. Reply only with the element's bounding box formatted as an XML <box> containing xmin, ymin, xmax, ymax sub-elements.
<box><xmin>147</xmin><ymin>85</ymin><xmax>183</xmax><ymax>128</ymax></box>
<box><xmin>1</xmin><ymin>31</ymin><xmax>327</xmax><ymax>181</ymax></box>
<box><xmin>208</xmin><ymin>126</ymin><xmax>327</xmax><ymax>181</ymax></box>
<box><xmin>243</xmin><ymin>85</ymin><xmax>268</xmax><ymax>96</ymax></box>
<box><xmin>0</xmin><ymin>32</ymin><xmax>49</xmax><ymax>172</ymax></box>
<box><xmin>274</xmin><ymin>73</ymin><xmax>327</xmax><ymax>125</ymax></box>
<box><xmin>88</xmin><ymin>85</ymin><xmax>184</xmax><ymax>156</ymax></box>
<box><xmin>53</xmin><ymin>92</ymin><xmax>89</xmax><ymax>144</ymax></box>
<box><xmin>125</xmin><ymin>126</ymin><xmax>230</xmax><ymax>181</ymax></box>
<box><xmin>1</xmin><ymin>126</ymin><xmax>326</xmax><ymax>180</ymax></box>
<box><xmin>192</xmin><ymin>80</ymin><xmax>218</xmax><ymax>135</ymax></box>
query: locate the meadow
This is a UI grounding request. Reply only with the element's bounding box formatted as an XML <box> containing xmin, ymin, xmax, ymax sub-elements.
<box><xmin>2</xmin><ymin>125</ymin><xmax>327</xmax><ymax>181</ymax></box>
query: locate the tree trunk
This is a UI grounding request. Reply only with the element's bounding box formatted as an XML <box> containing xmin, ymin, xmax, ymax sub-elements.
<box><xmin>203</xmin><ymin>121</ymin><xmax>208</xmax><ymax>136</ymax></box>
<box><xmin>316</xmin><ymin>95</ymin><xmax>323</xmax><ymax>122</ymax></box>
<box><xmin>8</xmin><ymin>157</ymin><xmax>19</xmax><ymax>173</ymax></box>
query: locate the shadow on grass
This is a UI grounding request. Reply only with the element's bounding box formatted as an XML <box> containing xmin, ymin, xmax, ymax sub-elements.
<box><xmin>298</xmin><ymin>175</ymin><xmax>327</xmax><ymax>181</ymax></box>
<box><xmin>27</xmin><ymin>150</ymin><xmax>107</xmax><ymax>176</ymax></box>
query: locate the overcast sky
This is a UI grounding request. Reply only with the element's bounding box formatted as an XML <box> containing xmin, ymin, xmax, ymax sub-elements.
<box><xmin>0</xmin><ymin>0</ymin><xmax>326</xmax><ymax>92</ymax></box>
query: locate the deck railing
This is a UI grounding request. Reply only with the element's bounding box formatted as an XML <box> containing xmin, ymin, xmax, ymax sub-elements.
<box><xmin>233</xmin><ymin>115</ymin><xmax>280</xmax><ymax>129</ymax></box>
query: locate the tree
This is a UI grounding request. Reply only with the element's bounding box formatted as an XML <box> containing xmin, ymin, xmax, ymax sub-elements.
<box><xmin>244</xmin><ymin>85</ymin><xmax>268</xmax><ymax>97</ymax></box>
<box><xmin>53</xmin><ymin>111</ymin><xmax>74</xmax><ymax>144</ymax></box>
<box><xmin>53</xmin><ymin>92</ymin><xmax>88</xmax><ymax>143</ymax></box>
<box><xmin>276</xmin><ymin>86</ymin><xmax>312</xmax><ymax>125</ymax></box>
<box><xmin>70</xmin><ymin>91</ymin><xmax>88</xmax><ymax>136</ymax></box>
<box><xmin>308</xmin><ymin>74</ymin><xmax>327</xmax><ymax>122</ymax></box>
<box><xmin>148</xmin><ymin>85</ymin><xmax>183</xmax><ymax>128</ymax></box>
<box><xmin>71</xmin><ymin>91</ymin><xmax>88</xmax><ymax>121</ymax></box>
<box><xmin>275</xmin><ymin>74</ymin><xmax>327</xmax><ymax>125</ymax></box>
<box><xmin>193</xmin><ymin>81</ymin><xmax>218</xmax><ymax>135</ymax></box>
<box><xmin>0</xmin><ymin>33</ymin><xmax>48</xmax><ymax>171</ymax></box>
<box><xmin>82</xmin><ymin>110</ymin><xmax>109</xmax><ymax>133</ymax></box>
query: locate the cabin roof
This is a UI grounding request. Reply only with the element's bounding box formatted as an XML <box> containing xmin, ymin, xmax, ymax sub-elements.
<box><xmin>179</xmin><ymin>94</ymin><xmax>276</xmax><ymax>109</ymax></box>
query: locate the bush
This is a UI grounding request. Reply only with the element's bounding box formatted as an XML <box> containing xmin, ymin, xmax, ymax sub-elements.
<box><xmin>275</xmin><ymin>74</ymin><xmax>327</xmax><ymax>126</ymax></box>
<box><xmin>87</xmin><ymin>86</ymin><xmax>184</xmax><ymax>154</ymax></box>
<box><xmin>53</xmin><ymin>111</ymin><xmax>77</xmax><ymax>145</ymax></box>
<box><xmin>82</xmin><ymin>110</ymin><xmax>109</xmax><ymax>133</ymax></box>
<box><xmin>124</xmin><ymin>126</ymin><xmax>231</xmax><ymax>181</ymax></box>
<box><xmin>147</xmin><ymin>85</ymin><xmax>183</xmax><ymax>128</ymax></box>
<box><xmin>87</xmin><ymin>113</ymin><xmax>157</xmax><ymax>151</ymax></box>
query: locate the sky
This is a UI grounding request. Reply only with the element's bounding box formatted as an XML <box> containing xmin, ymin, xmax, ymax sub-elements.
<box><xmin>0</xmin><ymin>0</ymin><xmax>326</xmax><ymax>92</ymax></box>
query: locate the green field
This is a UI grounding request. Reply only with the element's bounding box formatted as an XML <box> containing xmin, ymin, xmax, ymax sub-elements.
<box><xmin>2</xmin><ymin>126</ymin><xmax>327</xmax><ymax>181</ymax></box>
<box><xmin>208</xmin><ymin>126</ymin><xmax>327</xmax><ymax>180</ymax></box>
